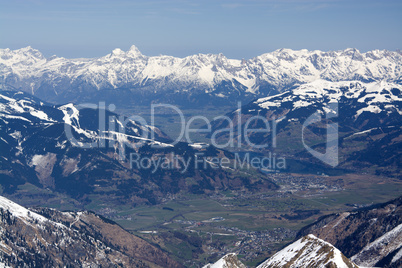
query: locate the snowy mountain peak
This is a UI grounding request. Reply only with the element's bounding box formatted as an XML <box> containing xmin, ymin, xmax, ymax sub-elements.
<box><xmin>108</xmin><ymin>45</ymin><xmax>144</xmax><ymax>59</ymax></box>
<box><xmin>257</xmin><ymin>234</ymin><xmax>360</xmax><ymax>268</ymax></box>
<box><xmin>202</xmin><ymin>235</ymin><xmax>362</xmax><ymax>268</ymax></box>
<box><xmin>127</xmin><ymin>44</ymin><xmax>143</xmax><ymax>57</ymax></box>
<box><xmin>19</xmin><ymin>46</ymin><xmax>33</xmax><ymax>51</ymax></box>
<box><xmin>16</xmin><ymin>46</ymin><xmax>44</xmax><ymax>59</ymax></box>
<box><xmin>343</xmin><ymin>47</ymin><xmax>360</xmax><ymax>53</ymax></box>
<box><xmin>202</xmin><ymin>253</ymin><xmax>246</xmax><ymax>268</ymax></box>
<box><xmin>111</xmin><ymin>48</ymin><xmax>125</xmax><ymax>56</ymax></box>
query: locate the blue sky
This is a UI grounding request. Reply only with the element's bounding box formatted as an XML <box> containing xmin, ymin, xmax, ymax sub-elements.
<box><xmin>0</xmin><ymin>0</ymin><xmax>401</xmax><ymax>59</ymax></box>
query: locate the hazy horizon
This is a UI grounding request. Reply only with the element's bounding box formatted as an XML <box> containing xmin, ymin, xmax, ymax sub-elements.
<box><xmin>2</xmin><ymin>45</ymin><xmax>401</xmax><ymax>61</ymax></box>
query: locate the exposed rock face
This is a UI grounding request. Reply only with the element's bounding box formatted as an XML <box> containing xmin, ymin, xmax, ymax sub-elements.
<box><xmin>351</xmin><ymin>223</ymin><xmax>402</xmax><ymax>268</ymax></box>
<box><xmin>30</xmin><ymin>152</ymin><xmax>57</xmax><ymax>188</ymax></box>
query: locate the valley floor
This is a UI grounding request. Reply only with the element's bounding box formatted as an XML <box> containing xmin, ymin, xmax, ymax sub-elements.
<box><xmin>5</xmin><ymin>172</ymin><xmax>398</xmax><ymax>266</ymax></box>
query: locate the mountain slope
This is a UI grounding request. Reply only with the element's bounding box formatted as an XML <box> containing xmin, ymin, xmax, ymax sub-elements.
<box><xmin>1</xmin><ymin>46</ymin><xmax>401</xmax><ymax>106</ymax></box>
<box><xmin>256</xmin><ymin>234</ymin><xmax>359</xmax><ymax>268</ymax></box>
<box><xmin>297</xmin><ymin>196</ymin><xmax>402</xmax><ymax>268</ymax></box>
<box><xmin>209</xmin><ymin>80</ymin><xmax>402</xmax><ymax>175</ymax></box>
<box><xmin>351</xmin><ymin>223</ymin><xmax>402</xmax><ymax>268</ymax></box>
<box><xmin>0</xmin><ymin>89</ymin><xmax>168</xmax><ymax>199</ymax></box>
<box><xmin>0</xmin><ymin>195</ymin><xmax>181</xmax><ymax>267</ymax></box>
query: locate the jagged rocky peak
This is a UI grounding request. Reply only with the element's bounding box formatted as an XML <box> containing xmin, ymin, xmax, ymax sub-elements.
<box><xmin>257</xmin><ymin>234</ymin><xmax>360</xmax><ymax>268</ymax></box>
<box><xmin>127</xmin><ymin>44</ymin><xmax>143</xmax><ymax>57</ymax></box>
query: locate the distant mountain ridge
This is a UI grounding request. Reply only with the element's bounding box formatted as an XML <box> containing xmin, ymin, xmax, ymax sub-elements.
<box><xmin>1</xmin><ymin>46</ymin><xmax>401</xmax><ymax>106</ymax></box>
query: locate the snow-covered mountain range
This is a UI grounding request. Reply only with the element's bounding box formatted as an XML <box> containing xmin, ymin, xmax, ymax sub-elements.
<box><xmin>1</xmin><ymin>46</ymin><xmax>401</xmax><ymax>106</ymax></box>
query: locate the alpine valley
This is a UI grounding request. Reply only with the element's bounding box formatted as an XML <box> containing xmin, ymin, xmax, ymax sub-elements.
<box><xmin>1</xmin><ymin>195</ymin><xmax>401</xmax><ymax>267</ymax></box>
<box><xmin>0</xmin><ymin>46</ymin><xmax>401</xmax><ymax>267</ymax></box>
